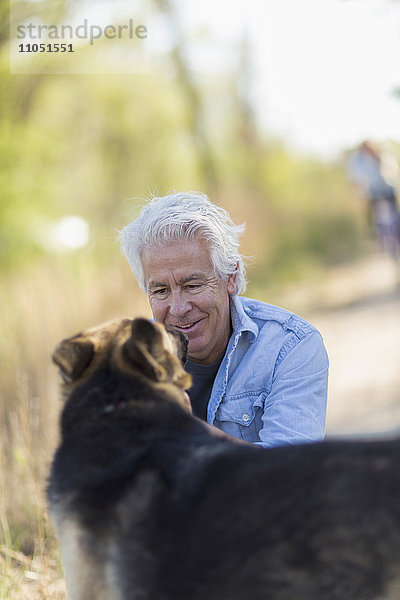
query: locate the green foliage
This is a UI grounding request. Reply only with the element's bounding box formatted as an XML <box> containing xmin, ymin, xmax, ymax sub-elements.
<box><xmin>1</xmin><ymin>67</ymin><xmax>206</xmax><ymax>268</ymax></box>
<box><xmin>0</xmin><ymin>9</ymin><xmax>363</xmax><ymax>279</ymax></box>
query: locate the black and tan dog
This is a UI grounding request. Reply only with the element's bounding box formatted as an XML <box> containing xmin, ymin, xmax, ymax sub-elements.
<box><xmin>49</xmin><ymin>317</ymin><xmax>400</xmax><ymax>600</ymax></box>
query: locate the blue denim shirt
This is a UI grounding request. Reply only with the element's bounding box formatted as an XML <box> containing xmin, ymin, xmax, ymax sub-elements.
<box><xmin>208</xmin><ymin>296</ymin><xmax>329</xmax><ymax>448</ymax></box>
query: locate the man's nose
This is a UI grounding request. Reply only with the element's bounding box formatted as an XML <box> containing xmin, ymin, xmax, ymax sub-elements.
<box><xmin>169</xmin><ymin>290</ymin><xmax>191</xmax><ymax>318</ymax></box>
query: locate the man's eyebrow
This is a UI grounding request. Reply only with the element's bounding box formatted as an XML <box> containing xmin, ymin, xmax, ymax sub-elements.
<box><xmin>147</xmin><ymin>280</ymin><xmax>167</xmax><ymax>290</ymax></box>
<box><xmin>147</xmin><ymin>273</ymin><xmax>206</xmax><ymax>290</ymax></box>
<box><xmin>179</xmin><ymin>273</ymin><xmax>206</xmax><ymax>284</ymax></box>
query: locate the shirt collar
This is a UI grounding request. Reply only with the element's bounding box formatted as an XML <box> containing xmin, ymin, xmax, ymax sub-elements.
<box><xmin>229</xmin><ymin>295</ymin><xmax>258</xmax><ymax>342</ymax></box>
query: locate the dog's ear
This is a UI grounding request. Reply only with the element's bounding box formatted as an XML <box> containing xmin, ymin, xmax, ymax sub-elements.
<box><xmin>53</xmin><ymin>337</ymin><xmax>95</xmax><ymax>383</ymax></box>
<box><xmin>122</xmin><ymin>319</ymin><xmax>167</xmax><ymax>382</ymax></box>
<box><xmin>130</xmin><ymin>319</ymin><xmax>164</xmax><ymax>355</ymax></box>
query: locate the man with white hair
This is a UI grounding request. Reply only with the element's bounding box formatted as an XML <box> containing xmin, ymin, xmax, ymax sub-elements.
<box><xmin>119</xmin><ymin>192</ymin><xmax>328</xmax><ymax>448</ymax></box>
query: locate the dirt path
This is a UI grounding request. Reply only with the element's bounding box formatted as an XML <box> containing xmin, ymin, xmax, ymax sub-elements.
<box><xmin>304</xmin><ymin>252</ymin><xmax>400</xmax><ymax>437</ymax></box>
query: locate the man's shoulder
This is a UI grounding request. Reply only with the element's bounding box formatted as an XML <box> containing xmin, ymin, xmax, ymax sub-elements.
<box><xmin>237</xmin><ymin>296</ymin><xmax>318</xmax><ymax>339</ymax></box>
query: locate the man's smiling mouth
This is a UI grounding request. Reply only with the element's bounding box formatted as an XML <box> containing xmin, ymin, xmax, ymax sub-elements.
<box><xmin>171</xmin><ymin>319</ymin><xmax>203</xmax><ymax>331</ymax></box>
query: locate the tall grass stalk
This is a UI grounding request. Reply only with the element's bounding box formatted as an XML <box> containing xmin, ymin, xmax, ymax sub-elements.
<box><xmin>0</xmin><ymin>256</ymin><xmax>149</xmax><ymax>598</ymax></box>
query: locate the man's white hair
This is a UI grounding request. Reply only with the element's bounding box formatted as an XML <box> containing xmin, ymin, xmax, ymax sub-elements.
<box><xmin>119</xmin><ymin>192</ymin><xmax>247</xmax><ymax>295</ymax></box>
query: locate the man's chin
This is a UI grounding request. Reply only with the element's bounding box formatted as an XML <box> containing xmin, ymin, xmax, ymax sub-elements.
<box><xmin>187</xmin><ymin>340</ymin><xmax>207</xmax><ymax>364</ymax></box>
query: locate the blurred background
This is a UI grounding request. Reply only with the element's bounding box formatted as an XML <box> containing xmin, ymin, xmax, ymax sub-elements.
<box><xmin>1</xmin><ymin>0</ymin><xmax>400</xmax><ymax>597</ymax></box>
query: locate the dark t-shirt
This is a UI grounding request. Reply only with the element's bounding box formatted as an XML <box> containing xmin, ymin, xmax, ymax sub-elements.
<box><xmin>185</xmin><ymin>356</ymin><xmax>223</xmax><ymax>421</ymax></box>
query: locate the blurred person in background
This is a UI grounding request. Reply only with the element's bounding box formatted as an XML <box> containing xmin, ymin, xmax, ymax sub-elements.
<box><xmin>347</xmin><ymin>140</ymin><xmax>399</xmax><ymax>232</ymax></box>
<box><xmin>119</xmin><ymin>192</ymin><xmax>329</xmax><ymax>448</ymax></box>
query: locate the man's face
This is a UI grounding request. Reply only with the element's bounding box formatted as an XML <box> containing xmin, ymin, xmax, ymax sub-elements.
<box><xmin>141</xmin><ymin>238</ymin><xmax>237</xmax><ymax>365</ymax></box>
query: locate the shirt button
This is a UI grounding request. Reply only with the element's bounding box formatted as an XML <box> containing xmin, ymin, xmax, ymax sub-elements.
<box><xmin>242</xmin><ymin>413</ymin><xmax>250</xmax><ymax>423</ymax></box>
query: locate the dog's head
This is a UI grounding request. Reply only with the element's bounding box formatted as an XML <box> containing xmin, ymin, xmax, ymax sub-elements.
<box><xmin>52</xmin><ymin>318</ymin><xmax>192</xmax><ymax>413</ymax></box>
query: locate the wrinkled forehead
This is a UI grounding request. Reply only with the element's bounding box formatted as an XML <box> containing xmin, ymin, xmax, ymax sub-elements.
<box><xmin>141</xmin><ymin>238</ymin><xmax>215</xmax><ymax>283</ymax></box>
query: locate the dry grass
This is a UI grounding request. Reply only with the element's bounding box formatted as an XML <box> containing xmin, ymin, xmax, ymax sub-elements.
<box><xmin>0</xmin><ymin>256</ymin><xmax>150</xmax><ymax>599</ymax></box>
<box><xmin>1</xmin><ymin>545</ymin><xmax>66</xmax><ymax>600</ymax></box>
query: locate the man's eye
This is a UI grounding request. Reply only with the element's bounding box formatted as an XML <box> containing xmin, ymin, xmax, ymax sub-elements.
<box><xmin>153</xmin><ymin>288</ymin><xmax>168</xmax><ymax>296</ymax></box>
<box><xmin>186</xmin><ymin>284</ymin><xmax>202</xmax><ymax>291</ymax></box>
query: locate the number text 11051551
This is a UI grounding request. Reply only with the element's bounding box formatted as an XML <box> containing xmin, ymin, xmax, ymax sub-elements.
<box><xmin>18</xmin><ymin>43</ymin><xmax>74</xmax><ymax>53</ymax></box>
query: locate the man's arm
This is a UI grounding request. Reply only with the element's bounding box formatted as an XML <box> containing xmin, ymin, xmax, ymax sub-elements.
<box><xmin>194</xmin><ymin>416</ymin><xmax>252</xmax><ymax>445</ymax></box>
<box><xmin>255</xmin><ymin>331</ymin><xmax>329</xmax><ymax>448</ymax></box>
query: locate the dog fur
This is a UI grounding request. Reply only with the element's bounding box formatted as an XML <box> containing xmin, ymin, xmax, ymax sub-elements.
<box><xmin>49</xmin><ymin>317</ymin><xmax>400</xmax><ymax>600</ymax></box>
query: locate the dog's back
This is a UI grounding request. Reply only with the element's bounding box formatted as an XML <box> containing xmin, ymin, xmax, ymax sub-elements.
<box><xmin>49</xmin><ymin>318</ymin><xmax>400</xmax><ymax>600</ymax></box>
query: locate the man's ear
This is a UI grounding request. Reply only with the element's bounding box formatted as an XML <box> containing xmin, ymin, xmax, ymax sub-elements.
<box><xmin>122</xmin><ymin>319</ymin><xmax>166</xmax><ymax>381</ymax></box>
<box><xmin>227</xmin><ymin>268</ymin><xmax>238</xmax><ymax>295</ymax></box>
<box><xmin>53</xmin><ymin>337</ymin><xmax>94</xmax><ymax>383</ymax></box>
